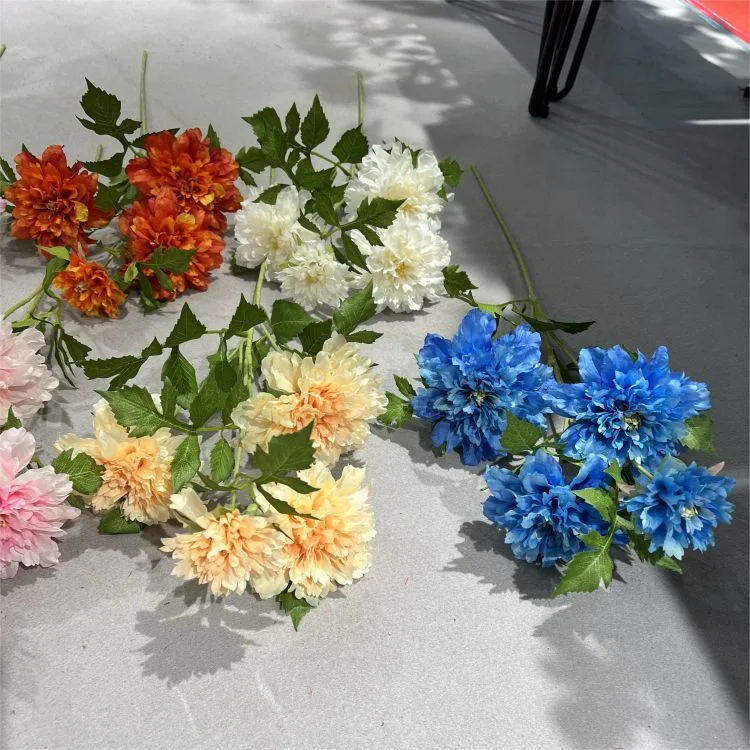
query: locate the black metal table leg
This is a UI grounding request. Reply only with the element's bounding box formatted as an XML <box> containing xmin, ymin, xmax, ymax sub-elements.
<box><xmin>528</xmin><ymin>0</ymin><xmax>568</xmax><ymax>117</ymax></box>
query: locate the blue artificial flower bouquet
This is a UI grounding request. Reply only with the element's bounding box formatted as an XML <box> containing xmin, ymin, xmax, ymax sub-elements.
<box><xmin>380</xmin><ymin>167</ymin><xmax>735</xmax><ymax>596</ymax></box>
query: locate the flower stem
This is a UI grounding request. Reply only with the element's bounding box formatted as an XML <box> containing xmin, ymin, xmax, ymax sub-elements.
<box><xmin>632</xmin><ymin>462</ymin><xmax>654</xmax><ymax>481</ymax></box>
<box><xmin>357</xmin><ymin>71</ymin><xmax>365</xmax><ymax>127</ymax></box>
<box><xmin>94</xmin><ymin>144</ymin><xmax>103</xmax><ymax>161</ymax></box>
<box><xmin>0</xmin><ymin>44</ymin><xmax>6</xmax><ymax>59</ymax></box>
<box><xmin>139</xmin><ymin>50</ymin><xmax>148</xmax><ymax>135</ymax></box>
<box><xmin>2</xmin><ymin>283</ymin><xmax>45</xmax><ymax>320</ymax></box>
<box><xmin>471</xmin><ymin>165</ymin><xmax>538</xmax><ymax>306</ymax></box>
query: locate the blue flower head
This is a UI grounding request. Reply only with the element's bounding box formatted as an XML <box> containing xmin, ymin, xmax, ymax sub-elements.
<box><xmin>624</xmin><ymin>457</ymin><xmax>734</xmax><ymax>559</ymax></box>
<box><xmin>546</xmin><ymin>345</ymin><xmax>710</xmax><ymax>467</ymax></box>
<box><xmin>483</xmin><ymin>450</ymin><xmax>613</xmax><ymax>566</ymax></box>
<box><xmin>411</xmin><ymin>309</ymin><xmax>554</xmax><ymax>465</ymax></box>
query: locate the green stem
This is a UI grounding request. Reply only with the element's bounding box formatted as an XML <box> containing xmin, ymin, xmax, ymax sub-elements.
<box><xmin>3</xmin><ymin>283</ymin><xmax>45</xmax><ymax>320</ymax></box>
<box><xmin>291</xmin><ymin>145</ymin><xmax>352</xmax><ymax>177</ymax></box>
<box><xmin>94</xmin><ymin>144</ymin><xmax>103</xmax><ymax>161</ymax></box>
<box><xmin>196</xmin><ymin>424</ymin><xmax>237</xmax><ymax>433</ymax></box>
<box><xmin>471</xmin><ymin>165</ymin><xmax>538</xmax><ymax>305</ymax></box>
<box><xmin>0</xmin><ymin>44</ymin><xmax>6</xmax><ymax>60</ymax></box>
<box><xmin>632</xmin><ymin>462</ymin><xmax>654</xmax><ymax>481</ymax></box>
<box><xmin>139</xmin><ymin>50</ymin><xmax>148</xmax><ymax>135</ymax></box>
<box><xmin>356</xmin><ymin>71</ymin><xmax>365</xmax><ymax>127</ymax></box>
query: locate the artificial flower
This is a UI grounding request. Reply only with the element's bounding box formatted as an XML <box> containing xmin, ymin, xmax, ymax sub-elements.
<box><xmin>118</xmin><ymin>191</ymin><xmax>224</xmax><ymax>300</ymax></box>
<box><xmin>233</xmin><ymin>185</ymin><xmax>311</xmax><ymax>278</ymax></box>
<box><xmin>232</xmin><ymin>335</ymin><xmax>387</xmax><ymax>465</ymax></box>
<box><xmin>4</xmin><ymin>145</ymin><xmax>112</xmax><ymax>249</ymax></box>
<box><xmin>412</xmin><ymin>310</ymin><xmax>554</xmax><ymax>465</ymax></box>
<box><xmin>54</xmin><ymin>399</ymin><xmax>182</xmax><ymax>524</ymax></box>
<box><xmin>624</xmin><ymin>456</ymin><xmax>734</xmax><ymax>559</ymax></box>
<box><xmin>0</xmin><ymin>319</ymin><xmax>58</xmax><ymax>423</ymax></box>
<box><xmin>344</xmin><ymin>142</ymin><xmax>445</xmax><ymax>220</ymax></box>
<box><xmin>546</xmin><ymin>345</ymin><xmax>710</xmax><ymax>467</ymax></box>
<box><xmin>258</xmin><ymin>462</ymin><xmax>375</xmax><ymax>600</ymax></box>
<box><xmin>0</xmin><ymin>427</ymin><xmax>78</xmax><ymax>579</ymax></box>
<box><xmin>52</xmin><ymin>252</ymin><xmax>126</xmax><ymax>318</ymax></box>
<box><xmin>161</xmin><ymin>488</ymin><xmax>287</xmax><ymax>597</ymax></box>
<box><xmin>125</xmin><ymin>128</ymin><xmax>241</xmax><ymax>231</ymax></box>
<box><xmin>484</xmin><ymin>450</ymin><xmax>614</xmax><ymax>566</ymax></box>
<box><xmin>276</xmin><ymin>240</ymin><xmax>354</xmax><ymax>310</ymax></box>
<box><xmin>350</xmin><ymin>212</ymin><xmax>450</xmax><ymax>312</ymax></box>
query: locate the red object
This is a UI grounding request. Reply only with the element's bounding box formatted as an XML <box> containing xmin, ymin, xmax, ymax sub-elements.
<box><xmin>686</xmin><ymin>0</ymin><xmax>750</xmax><ymax>44</ymax></box>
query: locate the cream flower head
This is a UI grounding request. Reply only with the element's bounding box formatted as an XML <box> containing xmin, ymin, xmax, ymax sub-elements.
<box><xmin>351</xmin><ymin>212</ymin><xmax>450</xmax><ymax>313</ymax></box>
<box><xmin>54</xmin><ymin>399</ymin><xmax>183</xmax><ymax>524</ymax></box>
<box><xmin>232</xmin><ymin>335</ymin><xmax>387</xmax><ymax>465</ymax></box>
<box><xmin>256</xmin><ymin>462</ymin><xmax>376</xmax><ymax>601</ymax></box>
<box><xmin>344</xmin><ymin>142</ymin><xmax>445</xmax><ymax>220</ymax></box>
<box><xmin>0</xmin><ymin>319</ymin><xmax>58</xmax><ymax>422</ymax></box>
<box><xmin>161</xmin><ymin>488</ymin><xmax>287</xmax><ymax>597</ymax></box>
<box><xmin>234</xmin><ymin>185</ymin><xmax>311</xmax><ymax>278</ymax></box>
<box><xmin>276</xmin><ymin>240</ymin><xmax>354</xmax><ymax>311</ymax></box>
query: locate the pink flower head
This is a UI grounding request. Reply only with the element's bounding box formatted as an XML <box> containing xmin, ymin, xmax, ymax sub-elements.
<box><xmin>0</xmin><ymin>427</ymin><xmax>78</xmax><ymax>579</ymax></box>
<box><xmin>0</xmin><ymin>319</ymin><xmax>58</xmax><ymax>423</ymax></box>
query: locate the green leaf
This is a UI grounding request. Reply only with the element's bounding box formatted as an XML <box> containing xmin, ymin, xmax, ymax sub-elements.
<box><xmin>627</xmin><ymin>529</ymin><xmax>680</xmax><ymax>574</ymax></box>
<box><xmin>345</xmin><ymin>330</ymin><xmax>381</xmax><ymax>344</ymax></box>
<box><xmin>257</xmin><ymin>485</ymin><xmax>317</xmax><ymax>519</ymax></box>
<box><xmin>332</xmin><ymin>281</ymin><xmax>376</xmax><ymax>336</ymax></box>
<box><xmin>314</xmin><ymin>193</ymin><xmax>338</xmax><ymax>226</ymax></box>
<box><xmin>438</xmin><ymin>156</ymin><xmax>463</xmax><ymax>188</ymax></box>
<box><xmin>579</xmin><ymin>530</ymin><xmax>608</xmax><ymax>549</ymax></box>
<box><xmin>298</xmin><ymin>319</ymin><xmax>333</xmax><ymax>357</ymax></box>
<box><xmin>278</xmin><ymin>589</ymin><xmax>314</xmax><ymax>631</ymax></box>
<box><xmin>98</xmin><ymin>505</ymin><xmax>143</xmax><ymax>535</ymax></box>
<box><xmin>341</xmin><ymin>232</ymin><xmax>367</xmax><ymax>269</ymax></box>
<box><xmin>80</xmin><ymin>79</ymin><xmax>121</xmax><ymax>126</ymax></box>
<box><xmin>353</xmin><ymin>197</ymin><xmax>402</xmax><ymax>229</ymax></box>
<box><xmin>605</xmin><ymin>459</ymin><xmax>624</xmax><ymax>485</ymax></box>
<box><xmin>43</xmin><ymin>246</ymin><xmax>70</xmax><ymax>261</ymax></box>
<box><xmin>255</xmin><ymin>423</ymin><xmax>316</xmax><ymax>481</ymax></box>
<box><xmin>98</xmin><ymin>386</ymin><xmax>184</xmax><ymax>438</ymax></box>
<box><xmin>285</xmin><ymin>103</ymin><xmax>301</xmax><ymax>141</ymax></box>
<box><xmin>160</xmin><ymin>379</ymin><xmax>178</xmax><ymax>419</ymax></box>
<box><xmin>553</xmin><ymin>548</ymin><xmax>613</xmax><ymax>596</ymax></box>
<box><xmin>378</xmin><ymin>392</ymin><xmax>412</xmax><ymax>428</ymax></box>
<box><xmin>163</xmin><ymin>303</ymin><xmax>207</xmax><ymax>348</ymax></box>
<box><xmin>171</xmin><ymin>435</ymin><xmax>201</xmax><ymax>492</ymax></box>
<box><xmin>442</xmin><ymin>264</ymin><xmax>476</xmax><ymax>299</ymax></box>
<box><xmin>0</xmin><ymin>156</ymin><xmax>16</xmax><ymax>183</ymax></box>
<box><xmin>83</xmin><ymin>355</ymin><xmax>142</xmax><ymax>381</ymax></box>
<box><xmin>189</xmin><ymin>373</ymin><xmax>222</xmax><ymax>428</ymax></box>
<box><xmin>254</xmin><ymin>184</ymin><xmax>288</xmax><ymax>204</ymax></box>
<box><xmin>244</xmin><ymin>107</ymin><xmax>283</xmax><ymax>141</ymax></box>
<box><xmin>206</xmin><ymin>123</ymin><xmax>221</xmax><ymax>148</ymax></box>
<box><xmin>130</xmin><ymin>128</ymin><xmax>179</xmax><ymax>149</ymax></box>
<box><xmin>573</xmin><ymin>488</ymin><xmax>616</xmax><ymax>523</ymax></box>
<box><xmin>519</xmin><ymin>314</ymin><xmax>594</xmax><ymax>335</ymax></box>
<box><xmin>51</xmin><ymin>449</ymin><xmax>103</xmax><ymax>495</ymax></box>
<box><xmin>300</xmin><ymin>95</ymin><xmax>330</xmax><ymax>149</ymax></box>
<box><xmin>235</xmin><ymin>146</ymin><xmax>268</xmax><ymax>173</ymax></box>
<box><xmin>214</xmin><ymin>359</ymin><xmax>237</xmax><ymax>391</ymax></box>
<box><xmin>42</xmin><ymin>257</ymin><xmax>68</xmax><ymax>289</ymax></box>
<box><xmin>2</xmin><ymin>408</ymin><xmax>22</xmax><ymax>431</ymax></box>
<box><xmin>260</xmin><ymin>130</ymin><xmax>288</xmax><ymax>167</ymax></box>
<box><xmin>210</xmin><ymin>438</ymin><xmax>234</xmax><ymax>483</ymax></box>
<box><xmin>271</xmin><ymin>475</ymin><xmax>318</xmax><ymax>494</ymax></box>
<box><xmin>58</xmin><ymin>330</ymin><xmax>91</xmax><ymax>364</ymax></box>
<box><xmin>681</xmin><ymin>413</ymin><xmax>715</xmax><ymax>455</ymax></box>
<box><xmin>294</xmin><ymin>158</ymin><xmax>335</xmax><ymax>191</ymax></box>
<box><xmin>270</xmin><ymin>299</ymin><xmax>314</xmax><ymax>344</ymax></box>
<box><xmin>331</xmin><ymin>126</ymin><xmax>369</xmax><ymax>163</ymax></box>
<box><xmin>476</xmin><ymin>301</ymin><xmax>508</xmax><ymax>316</ymax></box>
<box><xmin>94</xmin><ymin>182</ymin><xmax>122</xmax><ymax>213</ymax></box>
<box><xmin>140</xmin><ymin>247</ymin><xmax>195</xmax><ymax>274</ymax></box>
<box><xmin>162</xmin><ymin>348</ymin><xmax>198</xmax><ymax>404</ymax></box>
<box><xmin>394</xmin><ymin>375</ymin><xmax>417</xmax><ymax>399</ymax></box>
<box><xmin>656</xmin><ymin>556</ymin><xmax>683</xmax><ymax>574</ymax></box>
<box><xmin>83</xmin><ymin>151</ymin><xmax>125</xmax><ymax>179</ymax></box>
<box><xmin>500</xmin><ymin>412</ymin><xmax>545</xmax><ymax>454</ymax></box>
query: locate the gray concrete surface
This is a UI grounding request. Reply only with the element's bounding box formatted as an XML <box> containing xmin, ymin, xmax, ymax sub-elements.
<box><xmin>1</xmin><ymin>1</ymin><xmax>748</xmax><ymax>748</ymax></box>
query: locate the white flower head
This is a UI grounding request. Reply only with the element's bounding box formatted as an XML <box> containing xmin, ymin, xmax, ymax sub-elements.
<box><xmin>234</xmin><ymin>185</ymin><xmax>311</xmax><ymax>278</ymax></box>
<box><xmin>276</xmin><ymin>240</ymin><xmax>354</xmax><ymax>311</ymax></box>
<box><xmin>344</xmin><ymin>142</ymin><xmax>445</xmax><ymax>220</ymax></box>
<box><xmin>351</xmin><ymin>212</ymin><xmax>450</xmax><ymax>313</ymax></box>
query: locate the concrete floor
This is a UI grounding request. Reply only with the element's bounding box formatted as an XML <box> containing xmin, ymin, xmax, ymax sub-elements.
<box><xmin>1</xmin><ymin>1</ymin><xmax>748</xmax><ymax>748</ymax></box>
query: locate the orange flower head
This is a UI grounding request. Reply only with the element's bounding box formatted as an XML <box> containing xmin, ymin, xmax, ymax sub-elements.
<box><xmin>53</xmin><ymin>253</ymin><xmax>126</xmax><ymax>318</ymax></box>
<box><xmin>118</xmin><ymin>191</ymin><xmax>225</xmax><ymax>300</ymax></box>
<box><xmin>125</xmin><ymin>128</ymin><xmax>241</xmax><ymax>231</ymax></box>
<box><xmin>4</xmin><ymin>145</ymin><xmax>112</xmax><ymax>249</ymax></box>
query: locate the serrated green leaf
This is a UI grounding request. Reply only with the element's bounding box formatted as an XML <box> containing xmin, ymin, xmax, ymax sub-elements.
<box><xmin>442</xmin><ymin>264</ymin><xmax>476</xmax><ymax>299</ymax></box>
<box><xmin>214</xmin><ymin>359</ymin><xmax>237</xmax><ymax>390</ymax></box>
<box><xmin>2</xmin><ymin>407</ymin><xmax>22</xmax><ymax>430</ymax></box>
<box><xmin>332</xmin><ymin>126</ymin><xmax>369</xmax><ymax>163</ymax></box>
<box><xmin>500</xmin><ymin>411</ymin><xmax>545</xmax><ymax>454</ymax></box>
<box><xmin>83</xmin><ymin>354</ymin><xmax>142</xmax><ymax>381</ymax></box>
<box><xmin>476</xmin><ymin>301</ymin><xmax>508</xmax><ymax>316</ymax></box>
<box><xmin>171</xmin><ymin>435</ymin><xmax>201</xmax><ymax>492</ymax></box>
<box><xmin>255</xmin><ymin>423</ymin><xmax>316</xmax><ymax>481</ymax></box>
<box><xmin>341</xmin><ymin>232</ymin><xmax>367</xmax><ymax>269</ymax></box>
<box><xmin>656</xmin><ymin>556</ymin><xmax>682</xmax><ymax>574</ymax></box>
<box><xmin>681</xmin><ymin>413</ymin><xmax>715</xmax><ymax>455</ymax></box>
<box><xmin>130</xmin><ymin>128</ymin><xmax>179</xmax><ymax>149</ymax></box>
<box><xmin>160</xmin><ymin>379</ymin><xmax>178</xmax><ymax>419</ymax></box>
<box><xmin>519</xmin><ymin>314</ymin><xmax>594</xmax><ymax>335</ymax></box>
<box><xmin>43</xmin><ymin>246</ymin><xmax>70</xmax><ymax>261</ymax></box>
<box><xmin>438</xmin><ymin>156</ymin><xmax>463</xmax><ymax>188</ymax></box>
<box><xmin>140</xmin><ymin>247</ymin><xmax>195</xmax><ymax>274</ymax></box>
<box><xmin>353</xmin><ymin>197</ymin><xmax>402</xmax><ymax>229</ymax></box>
<box><xmin>98</xmin><ymin>386</ymin><xmax>185</xmax><ymax>437</ymax></box>
<box><xmin>605</xmin><ymin>459</ymin><xmax>624</xmax><ymax>484</ymax></box>
<box><xmin>94</xmin><ymin>182</ymin><xmax>122</xmax><ymax>213</ymax></box>
<box><xmin>572</xmin><ymin>488</ymin><xmax>616</xmax><ymax>523</ymax></box>
<box><xmin>83</xmin><ymin>151</ymin><xmax>125</xmax><ymax>179</ymax></box>
<box><xmin>257</xmin><ymin>485</ymin><xmax>317</xmax><ymax>519</ymax></box>
<box><xmin>164</xmin><ymin>303</ymin><xmax>207</xmax><ymax>348</ymax></box>
<box><xmin>314</xmin><ymin>193</ymin><xmax>338</xmax><ymax>226</ymax></box>
<box><xmin>278</xmin><ymin>589</ymin><xmax>314</xmax><ymax>631</ymax></box>
<box><xmin>244</xmin><ymin>107</ymin><xmax>283</xmax><ymax>141</ymax></box>
<box><xmin>626</xmin><ymin>528</ymin><xmax>680</xmax><ymax>573</ymax></box>
<box><xmin>189</xmin><ymin>373</ymin><xmax>222</xmax><ymax>428</ymax></box>
<box><xmin>378</xmin><ymin>392</ymin><xmax>412</xmax><ymax>428</ymax></box>
<box><xmin>394</xmin><ymin>375</ymin><xmax>416</xmax><ymax>399</ymax></box>
<box><xmin>298</xmin><ymin>319</ymin><xmax>333</xmax><ymax>357</ymax></box>
<box><xmin>345</xmin><ymin>330</ymin><xmax>381</xmax><ymax>344</ymax></box>
<box><xmin>162</xmin><ymin>348</ymin><xmax>198</xmax><ymax>403</ymax></box>
<box><xmin>270</xmin><ymin>299</ymin><xmax>314</xmax><ymax>344</ymax></box>
<box><xmin>271</xmin><ymin>475</ymin><xmax>318</xmax><ymax>494</ymax></box>
<box><xmin>254</xmin><ymin>184</ymin><xmax>288</xmax><ymax>205</ymax></box>
<box><xmin>235</xmin><ymin>146</ymin><xmax>268</xmax><ymax>173</ymax></box>
<box><xmin>553</xmin><ymin>548</ymin><xmax>613</xmax><ymax>596</ymax></box>
<box><xmin>294</xmin><ymin>158</ymin><xmax>336</xmax><ymax>191</ymax></box>
<box><xmin>285</xmin><ymin>103</ymin><xmax>301</xmax><ymax>140</ymax></box>
<box><xmin>579</xmin><ymin>530</ymin><xmax>608</xmax><ymax>549</ymax></box>
<box><xmin>300</xmin><ymin>95</ymin><xmax>329</xmax><ymax>149</ymax></box>
<box><xmin>333</xmin><ymin>281</ymin><xmax>376</xmax><ymax>336</ymax></box>
<box><xmin>52</xmin><ymin>449</ymin><xmax>103</xmax><ymax>495</ymax></box>
<box><xmin>206</xmin><ymin>123</ymin><xmax>221</xmax><ymax>148</ymax></box>
<box><xmin>58</xmin><ymin>330</ymin><xmax>91</xmax><ymax>364</ymax></box>
<box><xmin>99</xmin><ymin>505</ymin><xmax>143</xmax><ymax>535</ymax></box>
<box><xmin>210</xmin><ymin>438</ymin><xmax>234</xmax><ymax>483</ymax></box>
<box><xmin>42</xmin><ymin>257</ymin><xmax>68</xmax><ymax>289</ymax></box>
<box><xmin>81</xmin><ymin>79</ymin><xmax>121</xmax><ymax>125</ymax></box>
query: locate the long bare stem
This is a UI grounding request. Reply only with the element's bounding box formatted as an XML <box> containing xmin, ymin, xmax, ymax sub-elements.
<box><xmin>139</xmin><ymin>50</ymin><xmax>148</xmax><ymax>134</ymax></box>
<box><xmin>357</xmin><ymin>71</ymin><xmax>365</xmax><ymax>126</ymax></box>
